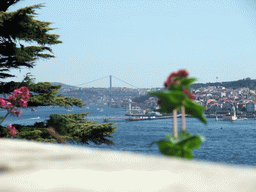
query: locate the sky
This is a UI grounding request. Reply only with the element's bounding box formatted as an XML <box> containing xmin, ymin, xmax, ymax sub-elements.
<box><xmin>6</xmin><ymin>0</ymin><xmax>256</xmax><ymax>88</ymax></box>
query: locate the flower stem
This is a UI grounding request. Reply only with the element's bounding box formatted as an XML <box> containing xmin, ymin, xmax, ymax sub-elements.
<box><xmin>181</xmin><ymin>105</ymin><xmax>186</xmax><ymax>132</ymax></box>
<box><xmin>173</xmin><ymin>109</ymin><xmax>178</xmax><ymax>139</ymax></box>
<box><xmin>0</xmin><ymin>111</ymin><xmax>10</xmax><ymax>125</ymax></box>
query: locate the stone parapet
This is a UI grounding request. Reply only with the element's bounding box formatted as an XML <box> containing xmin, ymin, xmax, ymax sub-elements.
<box><xmin>0</xmin><ymin>139</ymin><xmax>255</xmax><ymax>191</ymax></box>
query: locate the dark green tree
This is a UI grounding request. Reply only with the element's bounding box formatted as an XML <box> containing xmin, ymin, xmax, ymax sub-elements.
<box><xmin>0</xmin><ymin>1</ymin><xmax>61</xmax><ymax>78</ymax></box>
<box><xmin>0</xmin><ymin>1</ymin><xmax>117</xmax><ymax>145</ymax></box>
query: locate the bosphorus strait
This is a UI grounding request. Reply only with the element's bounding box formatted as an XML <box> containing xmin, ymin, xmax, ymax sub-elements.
<box><xmin>2</xmin><ymin>104</ymin><xmax>256</xmax><ymax>167</ymax></box>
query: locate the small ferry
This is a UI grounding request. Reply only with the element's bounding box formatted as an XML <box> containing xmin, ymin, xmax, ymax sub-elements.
<box><xmin>126</xmin><ymin>115</ymin><xmax>172</xmax><ymax>121</ymax></box>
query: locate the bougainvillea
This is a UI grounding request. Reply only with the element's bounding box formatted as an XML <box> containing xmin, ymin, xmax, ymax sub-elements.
<box><xmin>0</xmin><ymin>86</ymin><xmax>30</xmax><ymax>138</ymax></box>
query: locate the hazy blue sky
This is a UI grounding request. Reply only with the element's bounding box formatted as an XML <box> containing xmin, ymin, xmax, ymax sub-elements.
<box><xmin>6</xmin><ymin>0</ymin><xmax>256</xmax><ymax>88</ymax></box>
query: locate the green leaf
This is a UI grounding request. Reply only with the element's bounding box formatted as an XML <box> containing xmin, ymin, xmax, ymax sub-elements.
<box><xmin>155</xmin><ymin>133</ymin><xmax>205</xmax><ymax>159</ymax></box>
<box><xmin>156</xmin><ymin>140</ymin><xmax>182</xmax><ymax>157</ymax></box>
<box><xmin>180</xmin><ymin>78</ymin><xmax>197</xmax><ymax>88</ymax></box>
<box><xmin>177</xmin><ymin>135</ymin><xmax>205</xmax><ymax>150</ymax></box>
<box><xmin>167</xmin><ymin>83</ymin><xmax>181</xmax><ymax>91</ymax></box>
<box><xmin>183</xmin><ymin>99</ymin><xmax>207</xmax><ymax>124</ymax></box>
<box><xmin>182</xmin><ymin>149</ymin><xmax>194</xmax><ymax>159</ymax></box>
<box><xmin>149</xmin><ymin>91</ymin><xmax>186</xmax><ymax>113</ymax></box>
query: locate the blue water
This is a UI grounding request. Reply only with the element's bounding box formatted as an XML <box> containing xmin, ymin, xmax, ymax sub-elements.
<box><xmin>1</xmin><ymin>105</ymin><xmax>256</xmax><ymax>167</ymax></box>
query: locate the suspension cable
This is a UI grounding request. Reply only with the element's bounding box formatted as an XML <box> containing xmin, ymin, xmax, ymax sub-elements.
<box><xmin>112</xmin><ymin>76</ymin><xmax>138</xmax><ymax>88</ymax></box>
<box><xmin>76</xmin><ymin>76</ymin><xmax>109</xmax><ymax>87</ymax></box>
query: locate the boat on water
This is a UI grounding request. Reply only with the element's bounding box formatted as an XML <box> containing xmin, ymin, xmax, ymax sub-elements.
<box><xmin>31</xmin><ymin>117</ymin><xmax>40</xmax><ymax>119</ymax></box>
<box><xmin>31</xmin><ymin>107</ymin><xmax>36</xmax><ymax>111</ymax></box>
<box><xmin>103</xmin><ymin>118</ymin><xmax>110</xmax><ymax>122</ymax></box>
<box><xmin>237</xmin><ymin>117</ymin><xmax>248</xmax><ymax>121</ymax></box>
<box><xmin>126</xmin><ymin>115</ymin><xmax>172</xmax><ymax>121</ymax></box>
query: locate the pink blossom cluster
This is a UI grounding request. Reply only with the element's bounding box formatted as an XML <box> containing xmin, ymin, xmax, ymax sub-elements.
<box><xmin>164</xmin><ymin>69</ymin><xmax>189</xmax><ymax>88</ymax></box>
<box><xmin>7</xmin><ymin>124</ymin><xmax>17</xmax><ymax>137</ymax></box>
<box><xmin>163</xmin><ymin>69</ymin><xmax>195</xmax><ymax>100</ymax></box>
<box><xmin>0</xmin><ymin>86</ymin><xmax>30</xmax><ymax>117</ymax></box>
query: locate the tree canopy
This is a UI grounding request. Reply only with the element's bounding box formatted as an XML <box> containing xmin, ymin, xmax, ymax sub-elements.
<box><xmin>0</xmin><ymin>1</ymin><xmax>117</xmax><ymax>146</ymax></box>
<box><xmin>0</xmin><ymin>1</ymin><xmax>61</xmax><ymax>79</ymax></box>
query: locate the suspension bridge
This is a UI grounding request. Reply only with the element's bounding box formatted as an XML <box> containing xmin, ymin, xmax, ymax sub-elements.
<box><xmin>72</xmin><ymin>75</ymin><xmax>161</xmax><ymax>121</ymax></box>
<box><xmin>76</xmin><ymin>75</ymin><xmax>138</xmax><ymax>89</ymax></box>
<box><xmin>75</xmin><ymin>75</ymin><xmax>140</xmax><ymax>106</ymax></box>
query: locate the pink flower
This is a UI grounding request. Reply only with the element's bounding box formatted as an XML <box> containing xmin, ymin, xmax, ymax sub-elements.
<box><xmin>164</xmin><ymin>72</ymin><xmax>178</xmax><ymax>88</ymax></box>
<box><xmin>8</xmin><ymin>94</ymin><xmax>17</xmax><ymax>104</ymax></box>
<box><xmin>11</xmin><ymin>108</ymin><xmax>22</xmax><ymax>117</ymax></box>
<box><xmin>13</xmin><ymin>87</ymin><xmax>30</xmax><ymax>101</ymax></box>
<box><xmin>9</xmin><ymin>129</ymin><xmax>17</xmax><ymax>137</ymax></box>
<box><xmin>164</xmin><ymin>69</ymin><xmax>189</xmax><ymax>88</ymax></box>
<box><xmin>5</xmin><ymin>102</ymin><xmax>13</xmax><ymax>109</ymax></box>
<box><xmin>7</xmin><ymin>124</ymin><xmax>13</xmax><ymax>130</ymax></box>
<box><xmin>7</xmin><ymin>124</ymin><xmax>17</xmax><ymax>137</ymax></box>
<box><xmin>177</xmin><ymin>69</ymin><xmax>189</xmax><ymax>78</ymax></box>
<box><xmin>0</xmin><ymin>98</ymin><xmax>6</xmax><ymax>107</ymax></box>
<box><xmin>16</xmin><ymin>109</ymin><xmax>22</xmax><ymax>117</ymax></box>
<box><xmin>13</xmin><ymin>89</ymin><xmax>22</xmax><ymax>97</ymax></box>
<box><xmin>19</xmin><ymin>99</ymin><xmax>28</xmax><ymax>108</ymax></box>
<box><xmin>11</xmin><ymin>108</ymin><xmax>17</xmax><ymax>115</ymax></box>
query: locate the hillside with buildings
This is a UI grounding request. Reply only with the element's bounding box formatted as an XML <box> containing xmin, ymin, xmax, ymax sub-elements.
<box><xmin>191</xmin><ymin>77</ymin><xmax>256</xmax><ymax>89</ymax></box>
<box><xmin>54</xmin><ymin>78</ymin><xmax>256</xmax><ymax>117</ymax></box>
<box><xmin>56</xmin><ymin>83</ymin><xmax>161</xmax><ymax>108</ymax></box>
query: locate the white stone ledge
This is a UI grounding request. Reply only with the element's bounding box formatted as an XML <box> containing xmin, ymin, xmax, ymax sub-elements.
<box><xmin>0</xmin><ymin>139</ymin><xmax>256</xmax><ymax>192</ymax></box>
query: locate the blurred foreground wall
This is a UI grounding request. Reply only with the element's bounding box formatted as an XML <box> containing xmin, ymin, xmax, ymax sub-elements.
<box><xmin>0</xmin><ymin>139</ymin><xmax>256</xmax><ymax>192</ymax></box>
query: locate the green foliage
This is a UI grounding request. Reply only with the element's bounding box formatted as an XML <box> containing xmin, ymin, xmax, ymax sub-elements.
<box><xmin>149</xmin><ymin>70</ymin><xmax>207</xmax><ymax>159</ymax></box>
<box><xmin>46</xmin><ymin>113</ymin><xmax>117</xmax><ymax>145</ymax></box>
<box><xmin>0</xmin><ymin>1</ymin><xmax>61</xmax><ymax>79</ymax></box>
<box><xmin>0</xmin><ymin>73</ymin><xmax>85</xmax><ymax>108</ymax></box>
<box><xmin>149</xmin><ymin>91</ymin><xmax>185</xmax><ymax>113</ymax></box>
<box><xmin>149</xmin><ymin>76</ymin><xmax>207</xmax><ymax>124</ymax></box>
<box><xmin>179</xmin><ymin>78</ymin><xmax>197</xmax><ymax>89</ymax></box>
<box><xmin>183</xmin><ymin>99</ymin><xmax>207</xmax><ymax>124</ymax></box>
<box><xmin>0</xmin><ymin>113</ymin><xmax>117</xmax><ymax>145</ymax></box>
<box><xmin>155</xmin><ymin>132</ymin><xmax>205</xmax><ymax>159</ymax></box>
<box><xmin>149</xmin><ymin>90</ymin><xmax>207</xmax><ymax>124</ymax></box>
<box><xmin>0</xmin><ymin>1</ymin><xmax>117</xmax><ymax>146</ymax></box>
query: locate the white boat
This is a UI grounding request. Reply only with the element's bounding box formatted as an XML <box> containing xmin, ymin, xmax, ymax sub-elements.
<box><xmin>238</xmin><ymin>118</ymin><xmax>247</xmax><ymax>121</ymax></box>
<box><xmin>67</xmin><ymin>108</ymin><xmax>73</xmax><ymax>112</ymax></box>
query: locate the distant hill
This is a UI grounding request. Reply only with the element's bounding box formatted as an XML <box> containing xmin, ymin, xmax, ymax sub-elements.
<box><xmin>191</xmin><ymin>78</ymin><xmax>256</xmax><ymax>90</ymax></box>
<box><xmin>50</xmin><ymin>82</ymin><xmax>77</xmax><ymax>89</ymax></box>
<box><xmin>132</xmin><ymin>94</ymin><xmax>151</xmax><ymax>103</ymax></box>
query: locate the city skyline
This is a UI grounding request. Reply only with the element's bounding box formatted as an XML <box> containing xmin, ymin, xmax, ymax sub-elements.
<box><xmin>4</xmin><ymin>0</ymin><xmax>256</xmax><ymax>88</ymax></box>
